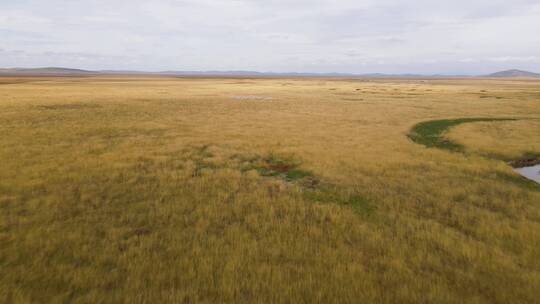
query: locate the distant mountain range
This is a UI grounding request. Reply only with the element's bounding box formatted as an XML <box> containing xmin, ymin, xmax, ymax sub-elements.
<box><xmin>0</xmin><ymin>68</ymin><xmax>430</xmax><ymax>77</ymax></box>
<box><xmin>486</xmin><ymin>69</ymin><xmax>540</xmax><ymax>77</ymax></box>
<box><xmin>0</xmin><ymin>67</ymin><xmax>95</xmax><ymax>75</ymax></box>
<box><xmin>0</xmin><ymin>67</ymin><xmax>539</xmax><ymax>78</ymax></box>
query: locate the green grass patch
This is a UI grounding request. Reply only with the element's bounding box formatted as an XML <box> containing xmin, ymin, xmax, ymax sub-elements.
<box><xmin>495</xmin><ymin>171</ymin><xmax>540</xmax><ymax>191</ymax></box>
<box><xmin>237</xmin><ymin>153</ymin><xmax>315</xmax><ymax>181</ymax></box>
<box><xmin>304</xmin><ymin>189</ymin><xmax>374</xmax><ymax>215</ymax></box>
<box><xmin>285</xmin><ymin>169</ymin><xmax>313</xmax><ymax>181</ymax></box>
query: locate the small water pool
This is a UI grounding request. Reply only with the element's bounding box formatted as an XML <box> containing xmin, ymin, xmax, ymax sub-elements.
<box><xmin>232</xmin><ymin>95</ymin><xmax>273</xmax><ymax>101</ymax></box>
<box><xmin>514</xmin><ymin>164</ymin><xmax>540</xmax><ymax>184</ymax></box>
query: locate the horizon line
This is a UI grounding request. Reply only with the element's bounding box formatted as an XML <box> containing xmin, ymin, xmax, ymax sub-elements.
<box><xmin>1</xmin><ymin>67</ymin><xmax>539</xmax><ymax>77</ymax></box>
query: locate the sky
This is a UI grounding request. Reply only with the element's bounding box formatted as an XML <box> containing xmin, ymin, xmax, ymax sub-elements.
<box><xmin>1</xmin><ymin>0</ymin><xmax>540</xmax><ymax>74</ymax></box>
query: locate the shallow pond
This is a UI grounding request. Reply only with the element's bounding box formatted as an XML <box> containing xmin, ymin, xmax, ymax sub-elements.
<box><xmin>514</xmin><ymin>164</ymin><xmax>540</xmax><ymax>184</ymax></box>
<box><xmin>232</xmin><ymin>95</ymin><xmax>273</xmax><ymax>101</ymax></box>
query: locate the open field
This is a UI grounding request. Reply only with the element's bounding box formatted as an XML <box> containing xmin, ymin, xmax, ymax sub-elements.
<box><xmin>1</xmin><ymin>76</ymin><xmax>540</xmax><ymax>303</ymax></box>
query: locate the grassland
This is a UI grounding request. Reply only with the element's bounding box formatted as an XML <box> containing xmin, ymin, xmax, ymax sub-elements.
<box><xmin>1</xmin><ymin>76</ymin><xmax>539</xmax><ymax>303</ymax></box>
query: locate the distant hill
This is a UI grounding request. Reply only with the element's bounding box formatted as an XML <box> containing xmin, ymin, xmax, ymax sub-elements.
<box><xmin>0</xmin><ymin>67</ymin><xmax>95</xmax><ymax>75</ymax></box>
<box><xmin>0</xmin><ymin>68</ymin><xmax>433</xmax><ymax>78</ymax></box>
<box><xmin>7</xmin><ymin>66</ymin><xmax>533</xmax><ymax>78</ymax></box>
<box><xmin>487</xmin><ymin>69</ymin><xmax>540</xmax><ymax>77</ymax></box>
<box><xmin>0</xmin><ymin>68</ymin><xmax>362</xmax><ymax>77</ymax></box>
<box><xmin>152</xmin><ymin>71</ymin><xmax>428</xmax><ymax>78</ymax></box>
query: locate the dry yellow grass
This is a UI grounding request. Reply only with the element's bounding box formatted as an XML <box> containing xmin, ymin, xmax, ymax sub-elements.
<box><xmin>448</xmin><ymin>119</ymin><xmax>540</xmax><ymax>160</ymax></box>
<box><xmin>1</xmin><ymin>76</ymin><xmax>539</xmax><ymax>303</ymax></box>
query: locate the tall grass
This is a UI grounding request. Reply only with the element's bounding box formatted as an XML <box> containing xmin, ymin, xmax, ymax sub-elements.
<box><xmin>1</xmin><ymin>77</ymin><xmax>539</xmax><ymax>303</ymax></box>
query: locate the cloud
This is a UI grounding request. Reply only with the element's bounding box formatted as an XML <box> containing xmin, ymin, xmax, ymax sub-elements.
<box><xmin>1</xmin><ymin>0</ymin><xmax>539</xmax><ymax>73</ymax></box>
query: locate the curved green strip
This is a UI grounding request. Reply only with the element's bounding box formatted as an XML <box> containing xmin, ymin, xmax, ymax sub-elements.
<box><xmin>408</xmin><ymin>118</ymin><xmax>515</xmax><ymax>152</ymax></box>
<box><xmin>408</xmin><ymin>117</ymin><xmax>540</xmax><ymax>189</ymax></box>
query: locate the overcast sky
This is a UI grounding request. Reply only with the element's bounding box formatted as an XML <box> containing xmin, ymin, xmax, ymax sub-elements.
<box><xmin>1</xmin><ymin>0</ymin><xmax>540</xmax><ymax>74</ymax></box>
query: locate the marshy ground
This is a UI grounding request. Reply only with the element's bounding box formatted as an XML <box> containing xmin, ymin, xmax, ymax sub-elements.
<box><xmin>1</xmin><ymin>76</ymin><xmax>539</xmax><ymax>303</ymax></box>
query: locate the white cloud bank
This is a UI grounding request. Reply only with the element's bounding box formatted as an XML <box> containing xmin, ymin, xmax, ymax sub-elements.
<box><xmin>1</xmin><ymin>0</ymin><xmax>539</xmax><ymax>74</ymax></box>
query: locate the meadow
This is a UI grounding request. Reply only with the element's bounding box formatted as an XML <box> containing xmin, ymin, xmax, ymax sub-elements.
<box><xmin>1</xmin><ymin>76</ymin><xmax>539</xmax><ymax>303</ymax></box>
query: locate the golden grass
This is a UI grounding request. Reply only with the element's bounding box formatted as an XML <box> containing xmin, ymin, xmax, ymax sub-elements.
<box><xmin>1</xmin><ymin>76</ymin><xmax>540</xmax><ymax>303</ymax></box>
<box><xmin>448</xmin><ymin>119</ymin><xmax>540</xmax><ymax>160</ymax></box>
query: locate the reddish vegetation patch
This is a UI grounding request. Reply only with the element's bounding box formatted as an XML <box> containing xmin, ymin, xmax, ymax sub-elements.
<box><xmin>266</xmin><ymin>162</ymin><xmax>295</xmax><ymax>173</ymax></box>
<box><xmin>509</xmin><ymin>158</ymin><xmax>540</xmax><ymax>168</ymax></box>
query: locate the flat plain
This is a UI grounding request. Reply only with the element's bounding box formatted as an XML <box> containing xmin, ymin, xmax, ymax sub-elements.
<box><xmin>1</xmin><ymin>76</ymin><xmax>539</xmax><ymax>303</ymax></box>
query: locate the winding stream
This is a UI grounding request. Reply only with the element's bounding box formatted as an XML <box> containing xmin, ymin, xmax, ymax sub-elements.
<box><xmin>514</xmin><ymin>165</ymin><xmax>540</xmax><ymax>184</ymax></box>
